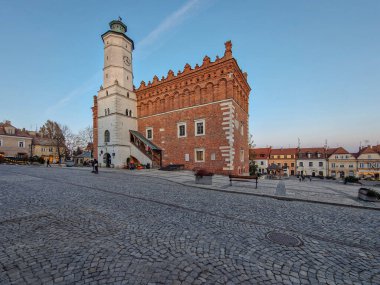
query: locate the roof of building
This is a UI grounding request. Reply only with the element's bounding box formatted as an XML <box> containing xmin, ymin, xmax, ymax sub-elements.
<box><xmin>330</xmin><ymin>147</ymin><xmax>349</xmax><ymax>155</ymax></box>
<box><xmin>0</xmin><ymin>121</ymin><xmax>33</xmax><ymax>138</ymax></box>
<box><xmin>32</xmin><ymin>137</ymin><xmax>57</xmax><ymax>146</ymax></box>
<box><xmin>270</xmin><ymin>148</ymin><xmax>298</xmax><ymax>155</ymax></box>
<box><xmin>357</xmin><ymin>145</ymin><xmax>380</xmax><ymax>157</ymax></box>
<box><xmin>249</xmin><ymin>147</ymin><xmax>271</xmax><ymax>160</ymax></box>
<box><xmin>74</xmin><ymin>151</ymin><xmax>92</xmax><ymax>158</ymax></box>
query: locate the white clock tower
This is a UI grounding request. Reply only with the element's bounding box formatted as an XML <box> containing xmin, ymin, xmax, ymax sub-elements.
<box><xmin>97</xmin><ymin>18</ymin><xmax>137</xmax><ymax>168</ymax></box>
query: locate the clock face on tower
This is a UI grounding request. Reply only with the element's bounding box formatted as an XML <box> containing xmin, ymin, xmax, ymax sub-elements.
<box><xmin>123</xmin><ymin>56</ymin><xmax>131</xmax><ymax>66</ymax></box>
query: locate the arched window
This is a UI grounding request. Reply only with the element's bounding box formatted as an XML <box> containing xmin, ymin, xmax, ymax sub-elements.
<box><xmin>104</xmin><ymin>130</ymin><xmax>110</xmax><ymax>143</ymax></box>
<box><xmin>126</xmin><ymin>109</ymin><xmax>129</xmax><ymax>116</ymax></box>
<box><xmin>129</xmin><ymin>110</ymin><xmax>132</xmax><ymax>117</ymax></box>
<box><xmin>127</xmin><ymin>92</ymin><xmax>129</xmax><ymax>98</ymax></box>
<box><xmin>106</xmin><ymin>91</ymin><xmax>108</xmax><ymax>96</ymax></box>
<box><xmin>104</xmin><ymin>109</ymin><xmax>106</xmax><ymax>116</ymax></box>
<box><xmin>107</xmin><ymin>108</ymin><xmax>110</xmax><ymax>115</ymax></box>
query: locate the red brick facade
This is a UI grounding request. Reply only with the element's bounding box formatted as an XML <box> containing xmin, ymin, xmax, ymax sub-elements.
<box><xmin>136</xmin><ymin>41</ymin><xmax>251</xmax><ymax>175</ymax></box>
<box><xmin>92</xmin><ymin>96</ymin><xmax>98</xmax><ymax>160</ymax></box>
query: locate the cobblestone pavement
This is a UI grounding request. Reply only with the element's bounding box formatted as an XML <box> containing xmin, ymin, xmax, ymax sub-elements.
<box><xmin>0</xmin><ymin>165</ymin><xmax>379</xmax><ymax>285</ymax></box>
<box><xmin>131</xmin><ymin>169</ymin><xmax>380</xmax><ymax>210</ymax></box>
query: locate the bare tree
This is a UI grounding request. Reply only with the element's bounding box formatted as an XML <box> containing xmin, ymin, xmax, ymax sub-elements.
<box><xmin>248</xmin><ymin>133</ymin><xmax>255</xmax><ymax>148</ymax></box>
<box><xmin>40</xmin><ymin>120</ymin><xmax>67</xmax><ymax>163</ymax></box>
<box><xmin>64</xmin><ymin>129</ymin><xmax>79</xmax><ymax>159</ymax></box>
<box><xmin>78</xmin><ymin>126</ymin><xmax>94</xmax><ymax>156</ymax></box>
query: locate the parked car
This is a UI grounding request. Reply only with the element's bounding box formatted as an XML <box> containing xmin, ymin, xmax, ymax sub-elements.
<box><xmin>65</xmin><ymin>160</ymin><xmax>75</xmax><ymax>167</ymax></box>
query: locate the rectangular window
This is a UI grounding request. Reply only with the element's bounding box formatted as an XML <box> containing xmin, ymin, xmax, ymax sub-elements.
<box><xmin>284</xmin><ymin>163</ymin><xmax>288</xmax><ymax>167</ymax></box>
<box><xmin>211</xmin><ymin>153</ymin><xmax>216</xmax><ymax>161</ymax></box>
<box><xmin>146</xmin><ymin>128</ymin><xmax>153</xmax><ymax>140</ymax></box>
<box><xmin>177</xmin><ymin>123</ymin><xmax>186</xmax><ymax>138</ymax></box>
<box><xmin>18</xmin><ymin>141</ymin><xmax>24</xmax><ymax>148</ymax></box>
<box><xmin>319</xmin><ymin>162</ymin><xmax>323</xmax><ymax>167</ymax></box>
<box><xmin>340</xmin><ymin>165</ymin><xmax>344</xmax><ymax>168</ymax></box>
<box><xmin>0</xmin><ymin>140</ymin><xmax>2</xmax><ymax>147</ymax></box>
<box><xmin>359</xmin><ymin>163</ymin><xmax>364</xmax><ymax>168</ymax></box>
<box><xmin>185</xmin><ymin>154</ymin><xmax>189</xmax><ymax>161</ymax></box>
<box><xmin>299</xmin><ymin>162</ymin><xmax>304</xmax><ymax>167</ymax></box>
<box><xmin>48</xmin><ymin>147</ymin><xmax>53</xmax><ymax>152</ymax></box>
<box><xmin>291</xmin><ymin>163</ymin><xmax>294</xmax><ymax>167</ymax></box>
<box><xmin>309</xmin><ymin>162</ymin><xmax>313</xmax><ymax>167</ymax></box>
<box><xmin>195</xmin><ymin>148</ymin><xmax>205</xmax><ymax>162</ymax></box>
<box><xmin>195</xmin><ymin>119</ymin><xmax>205</xmax><ymax>136</ymax></box>
<box><xmin>349</xmin><ymin>164</ymin><xmax>353</xmax><ymax>168</ymax></box>
<box><xmin>332</xmin><ymin>163</ymin><xmax>336</xmax><ymax>168</ymax></box>
<box><xmin>260</xmin><ymin>161</ymin><xmax>264</xmax><ymax>165</ymax></box>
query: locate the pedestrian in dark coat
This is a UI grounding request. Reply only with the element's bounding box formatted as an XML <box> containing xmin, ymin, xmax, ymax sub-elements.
<box><xmin>94</xmin><ymin>159</ymin><xmax>99</xmax><ymax>174</ymax></box>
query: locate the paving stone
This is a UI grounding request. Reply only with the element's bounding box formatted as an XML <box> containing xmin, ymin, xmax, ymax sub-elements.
<box><xmin>0</xmin><ymin>165</ymin><xmax>379</xmax><ymax>284</ymax></box>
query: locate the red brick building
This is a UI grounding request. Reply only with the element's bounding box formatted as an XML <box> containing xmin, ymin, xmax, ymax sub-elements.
<box><xmin>134</xmin><ymin>41</ymin><xmax>251</xmax><ymax>174</ymax></box>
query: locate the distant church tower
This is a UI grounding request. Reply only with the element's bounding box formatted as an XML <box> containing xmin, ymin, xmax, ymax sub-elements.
<box><xmin>97</xmin><ymin>18</ymin><xmax>137</xmax><ymax>167</ymax></box>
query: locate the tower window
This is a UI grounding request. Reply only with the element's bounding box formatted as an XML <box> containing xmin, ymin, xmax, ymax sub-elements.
<box><xmin>104</xmin><ymin>109</ymin><xmax>106</xmax><ymax>116</ymax></box>
<box><xmin>129</xmin><ymin>110</ymin><xmax>132</xmax><ymax>117</ymax></box>
<box><xmin>126</xmin><ymin>109</ymin><xmax>128</xmax><ymax>116</ymax></box>
<box><xmin>127</xmin><ymin>92</ymin><xmax>129</xmax><ymax>98</ymax></box>
<box><xmin>106</xmin><ymin>91</ymin><xmax>108</xmax><ymax>96</ymax></box>
<box><xmin>107</xmin><ymin>108</ymin><xmax>110</xmax><ymax>115</ymax></box>
<box><xmin>104</xmin><ymin>130</ymin><xmax>110</xmax><ymax>143</ymax></box>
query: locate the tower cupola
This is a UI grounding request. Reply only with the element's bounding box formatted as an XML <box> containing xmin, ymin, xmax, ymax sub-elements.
<box><xmin>109</xmin><ymin>17</ymin><xmax>127</xmax><ymax>34</ymax></box>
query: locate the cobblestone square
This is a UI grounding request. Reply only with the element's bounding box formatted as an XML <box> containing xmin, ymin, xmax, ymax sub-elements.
<box><xmin>0</xmin><ymin>165</ymin><xmax>379</xmax><ymax>284</ymax></box>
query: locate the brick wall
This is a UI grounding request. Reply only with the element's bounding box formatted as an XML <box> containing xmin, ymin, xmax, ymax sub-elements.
<box><xmin>92</xmin><ymin>96</ymin><xmax>98</xmax><ymax>160</ymax></box>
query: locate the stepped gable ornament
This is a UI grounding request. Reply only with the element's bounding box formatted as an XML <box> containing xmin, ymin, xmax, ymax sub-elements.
<box><xmin>224</xmin><ymin>40</ymin><xmax>232</xmax><ymax>58</ymax></box>
<box><xmin>152</xmin><ymin>75</ymin><xmax>159</xmax><ymax>84</ymax></box>
<box><xmin>202</xmin><ymin>55</ymin><xmax>211</xmax><ymax>66</ymax></box>
<box><xmin>167</xmin><ymin>70</ymin><xmax>174</xmax><ymax>79</ymax></box>
<box><xmin>183</xmin><ymin>63</ymin><xmax>192</xmax><ymax>73</ymax></box>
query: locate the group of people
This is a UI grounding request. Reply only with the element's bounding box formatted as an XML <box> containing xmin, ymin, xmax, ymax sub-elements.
<box><xmin>299</xmin><ymin>174</ymin><xmax>312</xmax><ymax>182</ymax></box>
<box><xmin>91</xmin><ymin>159</ymin><xmax>99</xmax><ymax>174</ymax></box>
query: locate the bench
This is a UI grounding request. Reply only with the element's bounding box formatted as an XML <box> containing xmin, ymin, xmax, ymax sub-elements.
<box><xmin>229</xmin><ymin>175</ymin><xmax>258</xmax><ymax>189</ymax></box>
<box><xmin>160</xmin><ymin>164</ymin><xmax>185</xmax><ymax>171</ymax></box>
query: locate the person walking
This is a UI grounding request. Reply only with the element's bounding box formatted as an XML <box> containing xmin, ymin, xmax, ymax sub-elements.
<box><xmin>94</xmin><ymin>159</ymin><xmax>99</xmax><ymax>174</ymax></box>
<box><xmin>91</xmin><ymin>160</ymin><xmax>95</xmax><ymax>173</ymax></box>
<box><xmin>46</xmin><ymin>159</ymin><xmax>51</xmax><ymax>167</ymax></box>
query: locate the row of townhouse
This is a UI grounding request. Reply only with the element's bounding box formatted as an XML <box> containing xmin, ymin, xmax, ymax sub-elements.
<box><xmin>0</xmin><ymin>120</ymin><xmax>65</xmax><ymax>163</ymax></box>
<box><xmin>250</xmin><ymin>145</ymin><xmax>380</xmax><ymax>179</ymax></box>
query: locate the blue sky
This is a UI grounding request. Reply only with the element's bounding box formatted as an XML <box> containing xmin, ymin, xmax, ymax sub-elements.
<box><xmin>0</xmin><ymin>0</ymin><xmax>379</xmax><ymax>151</ymax></box>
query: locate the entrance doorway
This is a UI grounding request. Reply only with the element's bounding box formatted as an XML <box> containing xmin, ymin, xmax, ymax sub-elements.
<box><xmin>103</xmin><ymin>153</ymin><xmax>111</xmax><ymax>167</ymax></box>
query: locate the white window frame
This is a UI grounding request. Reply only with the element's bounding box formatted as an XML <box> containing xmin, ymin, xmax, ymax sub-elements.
<box><xmin>194</xmin><ymin>148</ymin><xmax>205</xmax><ymax>162</ymax></box>
<box><xmin>146</xmin><ymin>127</ymin><xmax>153</xmax><ymax>140</ymax></box>
<box><xmin>177</xmin><ymin>122</ymin><xmax>187</xmax><ymax>138</ymax></box>
<box><xmin>18</xmin><ymin>141</ymin><xmax>25</xmax><ymax>148</ymax></box>
<box><xmin>194</xmin><ymin>119</ymin><xmax>205</xmax><ymax>136</ymax></box>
